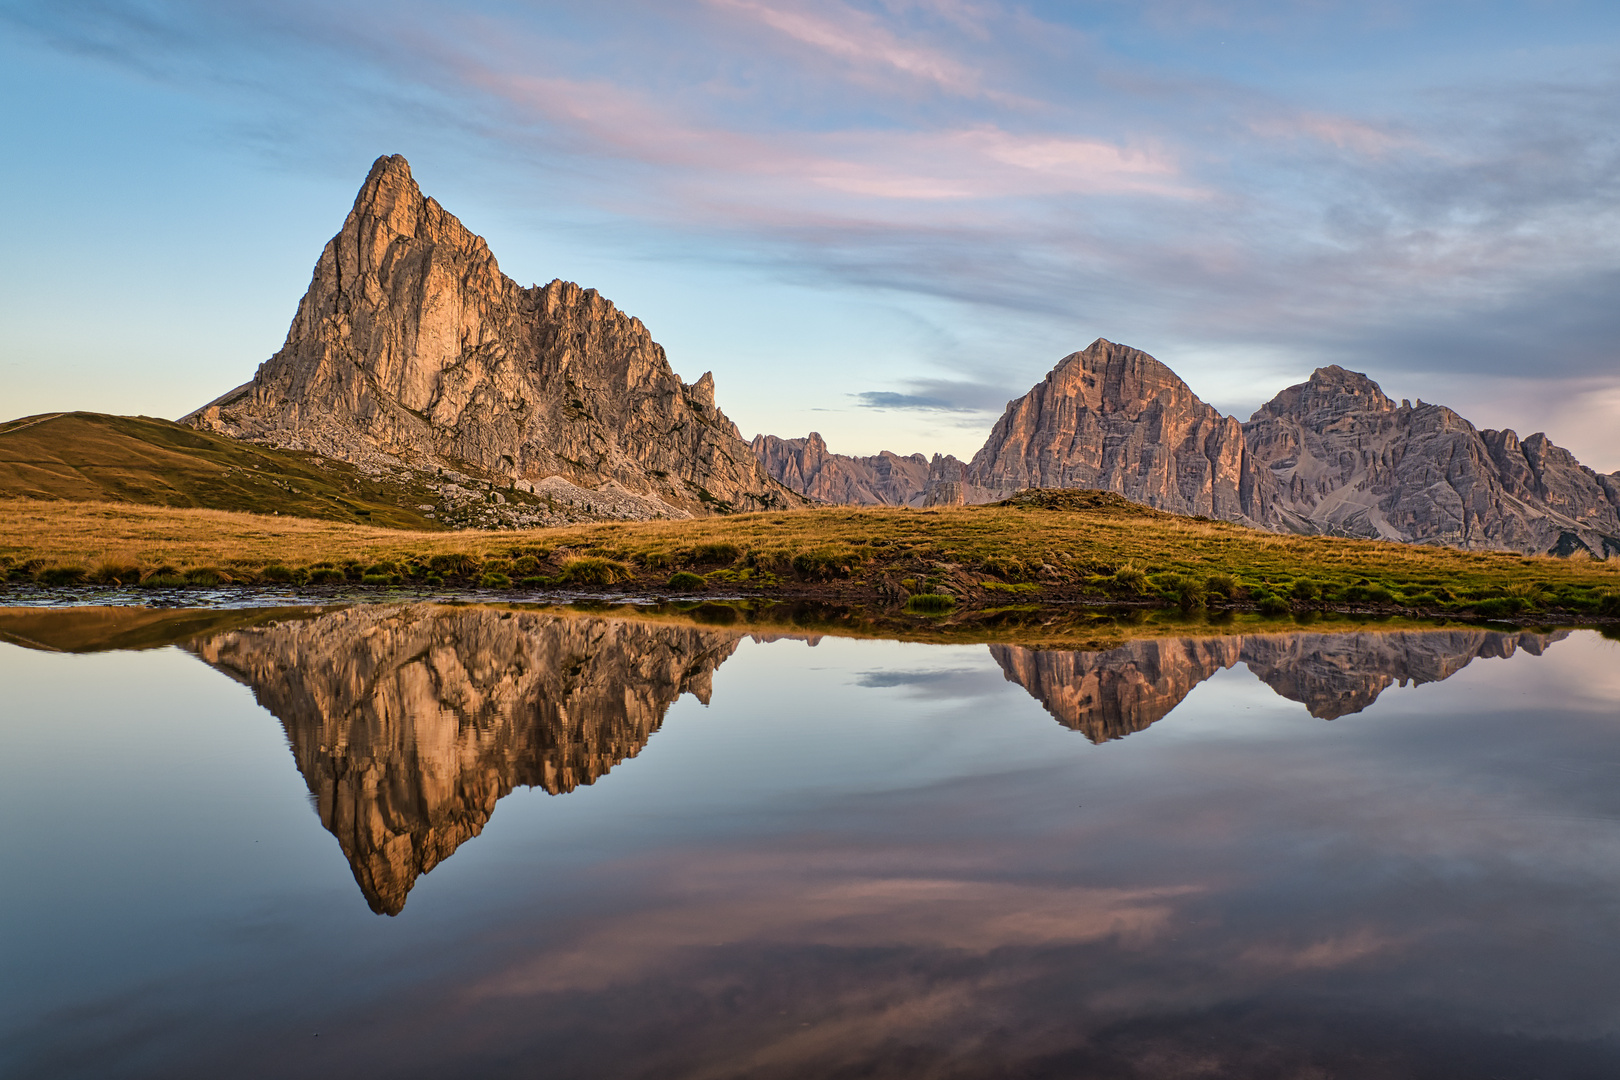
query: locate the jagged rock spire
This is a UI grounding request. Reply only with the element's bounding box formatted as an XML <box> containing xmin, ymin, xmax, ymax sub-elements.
<box><xmin>188</xmin><ymin>154</ymin><xmax>797</xmax><ymax>519</ymax></box>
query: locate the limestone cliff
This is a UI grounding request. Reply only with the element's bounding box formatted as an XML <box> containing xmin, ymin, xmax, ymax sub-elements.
<box><xmin>923</xmin><ymin>339</ymin><xmax>1271</xmax><ymax>523</ymax></box>
<box><xmin>189</xmin><ymin>605</ymin><xmax>741</xmax><ymax>914</ymax></box>
<box><xmin>751</xmin><ymin>432</ymin><xmax>941</xmax><ymax>506</ymax></box>
<box><xmin>1244</xmin><ymin>366</ymin><xmax>1620</xmax><ymax>555</ymax></box>
<box><xmin>992</xmin><ymin>628</ymin><xmax>1567</xmax><ymax>740</ymax></box>
<box><xmin>186</xmin><ymin>155</ymin><xmax>797</xmax><ymax>520</ymax></box>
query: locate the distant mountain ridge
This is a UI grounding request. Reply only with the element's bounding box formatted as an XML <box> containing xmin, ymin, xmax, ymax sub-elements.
<box><xmin>749</xmin><ymin>432</ymin><xmax>952</xmax><ymax>507</ymax></box>
<box><xmin>756</xmin><ymin>339</ymin><xmax>1620</xmax><ymax>556</ymax></box>
<box><xmin>185</xmin><ymin>154</ymin><xmax>798</xmax><ymax>521</ymax></box>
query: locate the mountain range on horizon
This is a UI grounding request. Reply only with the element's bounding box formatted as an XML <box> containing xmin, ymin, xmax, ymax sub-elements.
<box><xmin>758</xmin><ymin>339</ymin><xmax>1620</xmax><ymax>557</ymax></box>
<box><xmin>4</xmin><ymin>153</ymin><xmax>1613</xmax><ymax>556</ymax></box>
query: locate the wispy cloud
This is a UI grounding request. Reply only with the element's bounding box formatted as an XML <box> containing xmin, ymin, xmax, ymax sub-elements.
<box><xmin>855</xmin><ymin>376</ymin><xmax>1013</xmax><ymax>413</ymax></box>
<box><xmin>1247</xmin><ymin>109</ymin><xmax>1418</xmax><ymax>157</ymax></box>
<box><xmin>708</xmin><ymin>0</ymin><xmax>990</xmax><ymax>97</ymax></box>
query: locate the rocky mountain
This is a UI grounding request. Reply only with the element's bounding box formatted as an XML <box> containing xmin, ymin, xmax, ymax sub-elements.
<box><xmin>750</xmin><ymin>432</ymin><xmax>947</xmax><ymax>506</ymax></box>
<box><xmin>189</xmin><ymin>605</ymin><xmax>743</xmax><ymax>914</ymax></box>
<box><xmin>185</xmin><ymin>155</ymin><xmax>798</xmax><ymax>522</ymax></box>
<box><xmin>1243</xmin><ymin>365</ymin><xmax>1620</xmax><ymax>555</ymax></box>
<box><xmin>884</xmin><ymin>337</ymin><xmax>1617</xmax><ymax>555</ymax></box>
<box><xmin>992</xmin><ymin>627</ymin><xmax>1567</xmax><ymax>741</ymax></box>
<box><xmin>922</xmin><ymin>339</ymin><xmax>1270</xmax><ymax>524</ymax></box>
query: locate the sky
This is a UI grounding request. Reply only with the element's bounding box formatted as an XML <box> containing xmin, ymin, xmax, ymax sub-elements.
<box><xmin>2</xmin><ymin>1</ymin><xmax>1618</xmax><ymax>469</ymax></box>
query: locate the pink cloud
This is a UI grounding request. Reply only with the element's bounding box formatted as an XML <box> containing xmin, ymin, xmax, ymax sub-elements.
<box><xmin>1248</xmin><ymin>109</ymin><xmax>1418</xmax><ymax>157</ymax></box>
<box><xmin>705</xmin><ymin>0</ymin><xmax>990</xmax><ymax>96</ymax></box>
<box><xmin>470</xmin><ymin>860</ymin><xmax>1199</xmax><ymax>997</ymax></box>
<box><xmin>469</xmin><ymin>65</ymin><xmax>1194</xmax><ymax>210</ymax></box>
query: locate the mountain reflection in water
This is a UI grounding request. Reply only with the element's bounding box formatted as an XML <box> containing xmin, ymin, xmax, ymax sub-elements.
<box><xmin>175</xmin><ymin>605</ymin><xmax>1569</xmax><ymax>914</ymax></box>
<box><xmin>190</xmin><ymin>607</ymin><xmax>742</xmax><ymax>914</ymax></box>
<box><xmin>9</xmin><ymin>605</ymin><xmax>1620</xmax><ymax>1080</ymax></box>
<box><xmin>993</xmin><ymin>627</ymin><xmax>1568</xmax><ymax>740</ymax></box>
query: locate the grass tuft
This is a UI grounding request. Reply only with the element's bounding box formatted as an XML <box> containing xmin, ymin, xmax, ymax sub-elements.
<box><xmin>555</xmin><ymin>557</ymin><xmax>633</xmax><ymax>586</ymax></box>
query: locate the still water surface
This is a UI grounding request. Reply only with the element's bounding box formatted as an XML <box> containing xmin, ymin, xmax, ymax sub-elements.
<box><xmin>3</xmin><ymin>605</ymin><xmax>1620</xmax><ymax>1078</ymax></box>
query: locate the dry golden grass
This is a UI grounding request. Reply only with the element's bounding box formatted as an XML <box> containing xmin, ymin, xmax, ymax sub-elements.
<box><xmin>2</xmin><ymin>493</ymin><xmax>1617</xmax><ymax>620</ymax></box>
<box><xmin>0</xmin><ymin>498</ymin><xmax>450</xmax><ymax>566</ymax></box>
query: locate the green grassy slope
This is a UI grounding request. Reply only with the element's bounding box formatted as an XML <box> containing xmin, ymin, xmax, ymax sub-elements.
<box><xmin>0</xmin><ymin>412</ymin><xmax>443</xmax><ymax>529</ymax></box>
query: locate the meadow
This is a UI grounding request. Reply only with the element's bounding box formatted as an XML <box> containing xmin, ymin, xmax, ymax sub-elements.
<box><xmin>4</xmin><ymin>488</ymin><xmax>1617</xmax><ymax>625</ymax></box>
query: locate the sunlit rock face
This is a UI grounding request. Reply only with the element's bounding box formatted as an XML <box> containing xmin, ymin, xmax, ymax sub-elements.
<box><xmin>924</xmin><ymin>339</ymin><xmax>1271</xmax><ymax>523</ymax></box>
<box><xmin>1244</xmin><ymin>366</ymin><xmax>1620</xmax><ymax>554</ymax></box>
<box><xmin>185</xmin><ymin>155</ymin><xmax>795</xmax><ymax>519</ymax></box>
<box><xmin>190</xmin><ymin>606</ymin><xmax>741</xmax><ymax>914</ymax></box>
<box><xmin>993</xmin><ymin>628</ymin><xmax>1569</xmax><ymax>738</ymax></box>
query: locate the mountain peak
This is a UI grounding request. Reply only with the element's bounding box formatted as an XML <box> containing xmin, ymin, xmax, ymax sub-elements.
<box><xmin>366</xmin><ymin>153</ymin><xmax>414</xmax><ymax>182</ymax></box>
<box><xmin>1308</xmin><ymin>365</ymin><xmax>1386</xmax><ymax>394</ymax></box>
<box><xmin>185</xmin><ymin>153</ymin><xmax>795</xmax><ymax>520</ymax></box>
<box><xmin>1253</xmin><ymin>365</ymin><xmax>1395</xmax><ymax>422</ymax></box>
<box><xmin>943</xmin><ymin>338</ymin><xmax>1254</xmax><ymax>520</ymax></box>
<box><xmin>351</xmin><ymin>154</ymin><xmax>421</xmax><ymax>211</ymax></box>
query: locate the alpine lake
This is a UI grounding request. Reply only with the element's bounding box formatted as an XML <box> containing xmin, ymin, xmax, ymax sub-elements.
<box><xmin>4</xmin><ymin>593</ymin><xmax>1620</xmax><ymax>1079</ymax></box>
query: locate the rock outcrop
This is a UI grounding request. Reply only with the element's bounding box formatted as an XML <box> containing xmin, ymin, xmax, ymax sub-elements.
<box><xmin>751</xmin><ymin>432</ymin><xmax>941</xmax><ymax>506</ymax></box>
<box><xmin>186</xmin><ymin>154</ymin><xmax>798</xmax><ymax>520</ymax></box>
<box><xmin>189</xmin><ymin>605</ymin><xmax>742</xmax><ymax>914</ymax></box>
<box><xmin>1243</xmin><ymin>366</ymin><xmax>1620</xmax><ymax>555</ymax></box>
<box><xmin>922</xmin><ymin>339</ymin><xmax>1270</xmax><ymax>524</ymax></box>
<box><xmin>993</xmin><ymin>628</ymin><xmax>1568</xmax><ymax>740</ymax></box>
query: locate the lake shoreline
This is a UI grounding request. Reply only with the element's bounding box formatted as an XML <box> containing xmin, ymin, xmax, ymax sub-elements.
<box><xmin>3</xmin><ymin>590</ymin><xmax>1615</xmax><ymax>654</ymax></box>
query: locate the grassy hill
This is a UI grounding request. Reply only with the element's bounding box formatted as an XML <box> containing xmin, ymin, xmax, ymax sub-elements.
<box><xmin>0</xmin><ymin>412</ymin><xmax>444</xmax><ymax>529</ymax></box>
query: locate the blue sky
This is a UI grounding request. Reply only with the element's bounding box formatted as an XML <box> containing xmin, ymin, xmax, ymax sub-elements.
<box><xmin>3</xmin><ymin>0</ymin><xmax>1619</xmax><ymax>468</ymax></box>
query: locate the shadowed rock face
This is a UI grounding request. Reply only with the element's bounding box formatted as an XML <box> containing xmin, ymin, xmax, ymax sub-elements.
<box><xmin>1244</xmin><ymin>366</ymin><xmax>1620</xmax><ymax>555</ymax></box>
<box><xmin>924</xmin><ymin>339</ymin><xmax>1270</xmax><ymax>523</ymax></box>
<box><xmin>186</xmin><ymin>155</ymin><xmax>795</xmax><ymax>519</ymax></box>
<box><xmin>751</xmin><ymin>432</ymin><xmax>947</xmax><ymax>507</ymax></box>
<box><xmin>992</xmin><ymin>628</ymin><xmax>1569</xmax><ymax>739</ymax></box>
<box><xmin>189</xmin><ymin>606</ymin><xmax>742</xmax><ymax>915</ymax></box>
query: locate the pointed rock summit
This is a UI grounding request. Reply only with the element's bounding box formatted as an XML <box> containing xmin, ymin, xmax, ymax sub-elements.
<box><xmin>187</xmin><ymin>154</ymin><xmax>795</xmax><ymax>519</ymax></box>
